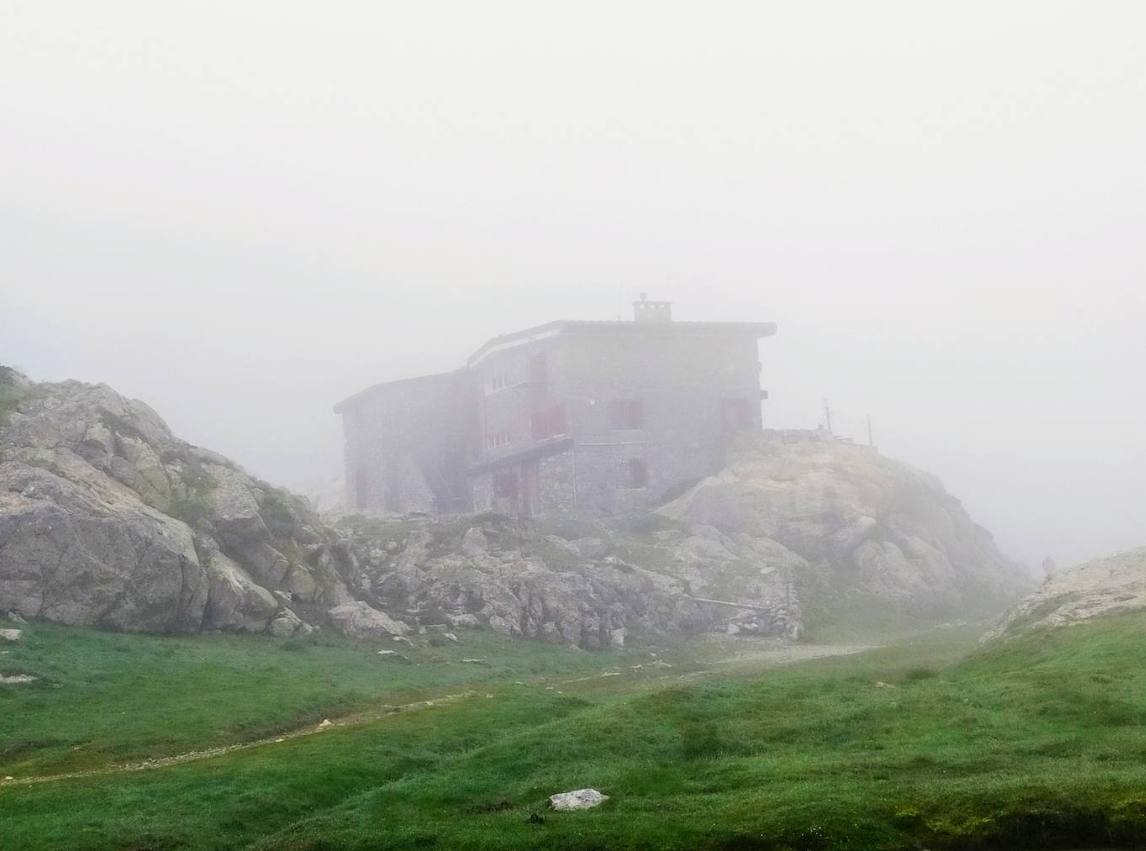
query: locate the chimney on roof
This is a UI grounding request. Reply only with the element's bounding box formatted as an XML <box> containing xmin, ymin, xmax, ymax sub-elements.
<box><xmin>633</xmin><ymin>293</ymin><xmax>673</xmax><ymax>323</ymax></box>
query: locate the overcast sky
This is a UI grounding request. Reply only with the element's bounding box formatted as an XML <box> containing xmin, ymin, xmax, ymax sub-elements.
<box><xmin>2</xmin><ymin>1</ymin><xmax>1144</xmax><ymax>569</ymax></box>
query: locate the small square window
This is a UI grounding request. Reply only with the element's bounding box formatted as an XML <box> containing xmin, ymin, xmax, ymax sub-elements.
<box><xmin>531</xmin><ymin>403</ymin><xmax>568</xmax><ymax>440</ymax></box>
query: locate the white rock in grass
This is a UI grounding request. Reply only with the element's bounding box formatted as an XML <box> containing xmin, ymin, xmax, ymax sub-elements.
<box><xmin>0</xmin><ymin>630</ymin><xmax>22</xmax><ymax>642</ymax></box>
<box><xmin>548</xmin><ymin>789</ymin><xmax>609</xmax><ymax>811</ymax></box>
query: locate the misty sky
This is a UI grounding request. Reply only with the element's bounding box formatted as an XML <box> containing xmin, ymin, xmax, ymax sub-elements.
<box><xmin>2</xmin><ymin>1</ymin><xmax>1144</xmax><ymax>570</ymax></box>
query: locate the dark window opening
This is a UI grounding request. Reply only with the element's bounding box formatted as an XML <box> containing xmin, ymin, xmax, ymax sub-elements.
<box><xmin>610</xmin><ymin>399</ymin><xmax>644</xmax><ymax>429</ymax></box>
<box><xmin>489</xmin><ymin>370</ymin><xmax>513</xmax><ymax>392</ymax></box>
<box><xmin>486</xmin><ymin>430</ymin><xmax>512</xmax><ymax>449</ymax></box>
<box><xmin>493</xmin><ymin>471</ymin><xmax>518</xmax><ymax>499</ymax></box>
<box><xmin>531</xmin><ymin>403</ymin><xmax>568</xmax><ymax>440</ymax></box>
<box><xmin>626</xmin><ymin>458</ymin><xmax>649</xmax><ymax>489</ymax></box>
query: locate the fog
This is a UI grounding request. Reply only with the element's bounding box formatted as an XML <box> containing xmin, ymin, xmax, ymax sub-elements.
<box><xmin>2</xmin><ymin>1</ymin><xmax>1144</xmax><ymax>571</ymax></box>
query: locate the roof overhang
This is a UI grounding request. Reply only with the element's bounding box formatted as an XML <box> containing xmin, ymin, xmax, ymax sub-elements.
<box><xmin>467</xmin><ymin>437</ymin><xmax>575</xmax><ymax>475</ymax></box>
<box><xmin>332</xmin><ymin>370</ymin><xmax>458</xmax><ymax>413</ymax></box>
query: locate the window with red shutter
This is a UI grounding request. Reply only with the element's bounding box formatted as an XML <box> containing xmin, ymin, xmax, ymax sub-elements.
<box><xmin>531</xmin><ymin>403</ymin><xmax>568</xmax><ymax>440</ymax></box>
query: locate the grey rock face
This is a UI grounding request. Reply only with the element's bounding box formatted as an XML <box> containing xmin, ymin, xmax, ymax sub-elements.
<box><xmin>657</xmin><ymin>432</ymin><xmax>1030</xmax><ymax>623</ymax></box>
<box><xmin>327</xmin><ymin>601</ymin><xmax>410</xmax><ymax>638</ymax></box>
<box><xmin>985</xmin><ymin>547</ymin><xmax>1146</xmax><ymax>640</ymax></box>
<box><xmin>0</xmin><ymin>370</ymin><xmax>350</xmax><ymax>636</ymax></box>
<box><xmin>335</xmin><ymin>513</ymin><xmax>798</xmax><ymax>648</ymax></box>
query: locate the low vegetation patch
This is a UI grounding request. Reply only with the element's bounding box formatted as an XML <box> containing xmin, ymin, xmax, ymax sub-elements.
<box><xmin>3</xmin><ymin>616</ymin><xmax>1146</xmax><ymax>849</ymax></box>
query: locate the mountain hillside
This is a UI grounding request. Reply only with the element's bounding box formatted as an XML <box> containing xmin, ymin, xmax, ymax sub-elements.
<box><xmin>986</xmin><ymin>546</ymin><xmax>1146</xmax><ymax>639</ymax></box>
<box><xmin>0</xmin><ymin>366</ymin><xmax>354</xmax><ymax>637</ymax></box>
<box><xmin>0</xmin><ymin>368</ymin><xmax>1027</xmax><ymax>644</ymax></box>
<box><xmin>659</xmin><ymin>430</ymin><xmax>1030</xmax><ymax>625</ymax></box>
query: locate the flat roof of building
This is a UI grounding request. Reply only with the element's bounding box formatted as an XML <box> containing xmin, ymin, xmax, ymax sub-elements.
<box><xmin>332</xmin><ymin>369</ymin><xmax>459</xmax><ymax>413</ymax></box>
<box><xmin>335</xmin><ymin>318</ymin><xmax>777</xmax><ymax>412</ymax></box>
<box><xmin>466</xmin><ymin>319</ymin><xmax>776</xmax><ymax>368</ymax></box>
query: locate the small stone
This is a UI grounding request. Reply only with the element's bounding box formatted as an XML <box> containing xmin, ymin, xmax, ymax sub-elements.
<box><xmin>0</xmin><ymin>629</ymin><xmax>22</xmax><ymax>642</ymax></box>
<box><xmin>446</xmin><ymin>613</ymin><xmax>480</xmax><ymax>629</ymax></box>
<box><xmin>548</xmin><ymin>789</ymin><xmax>609</xmax><ymax>811</ymax></box>
<box><xmin>318</xmin><ymin>719</ymin><xmax>333</xmax><ymax>728</ymax></box>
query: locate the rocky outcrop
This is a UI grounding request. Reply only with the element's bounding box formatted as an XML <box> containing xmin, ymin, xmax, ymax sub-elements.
<box><xmin>332</xmin><ymin>515</ymin><xmax>734</xmax><ymax>649</ymax></box>
<box><xmin>0</xmin><ymin>367</ymin><xmax>1026</xmax><ymax>646</ymax></box>
<box><xmin>0</xmin><ymin>367</ymin><xmax>351</xmax><ymax>636</ymax></box>
<box><xmin>985</xmin><ymin>547</ymin><xmax>1146</xmax><ymax>639</ymax></box>
<box><xmin>658</xmin><ymin>431</ymin><xmax>1030</xmax><ymax>623</ymax></box>
<box><xmin>328</xmin><ymin>601</ymin><xmax>410</xmax><ymax>638</ymax></box>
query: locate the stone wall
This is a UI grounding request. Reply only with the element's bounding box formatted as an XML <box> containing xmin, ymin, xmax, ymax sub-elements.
<box><xmin>539</xmin><ymin>448</ymin><xmax>577</xmax><ymax>513</ymax></box>
<box><xmin>339</xmin><ymin>372</ymin><xmax>471</xmax><ymax>514</ymax></box>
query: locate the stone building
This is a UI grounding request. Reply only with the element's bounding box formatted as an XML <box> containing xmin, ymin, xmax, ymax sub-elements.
<box><xmin>334</xmin><ymin>297</ymin><xmax>776</xmax><ymax>516</ymax></box>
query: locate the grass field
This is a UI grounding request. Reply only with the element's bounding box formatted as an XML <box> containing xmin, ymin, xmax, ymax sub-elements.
<box><xmin>3</xmin><ymin>614</ymin><xmax>1146</xmax><ymax>850</ymax></box>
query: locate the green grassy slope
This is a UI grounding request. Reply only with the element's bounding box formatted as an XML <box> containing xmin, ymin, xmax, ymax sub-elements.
<box><xmin>3</xmin><ymin>616</ymin><xmax>1146</xmax><ymax>850</ymax></box>
<box><xmin>0</xmin><ymin>621</ymin><xmax>634</xmax><ymax>777</ymax></box>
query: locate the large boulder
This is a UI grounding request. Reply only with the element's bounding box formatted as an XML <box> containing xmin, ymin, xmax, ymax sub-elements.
<box><xmin>657</xmin><ymin>431</ymin><xmax>1029</xmax><ymax>622</ymax></box>
<box><xmin>0</xmin><ymin>369</ymin><xmax>345</xmax><ymax>635</ymax></box>
<box><xmin>327</xmin><ymin>601</ymin><xmax>410</xmax><ymax>638</ymax></box>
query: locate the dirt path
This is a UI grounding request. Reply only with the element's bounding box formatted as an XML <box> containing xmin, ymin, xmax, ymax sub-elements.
<box><xmin>0</xmin><ymin>642</ymin><xmax>875</xmax><ymax>789</ymax></box>
<box><xmin>0</xmin><ymin>690</ymin><xmax>480</xmax><ymax>788</ymax></box>
<box><xmin>710</xmin><ymin>642</ymin><xmax>876</xmax><ymax>668</ymax></box>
